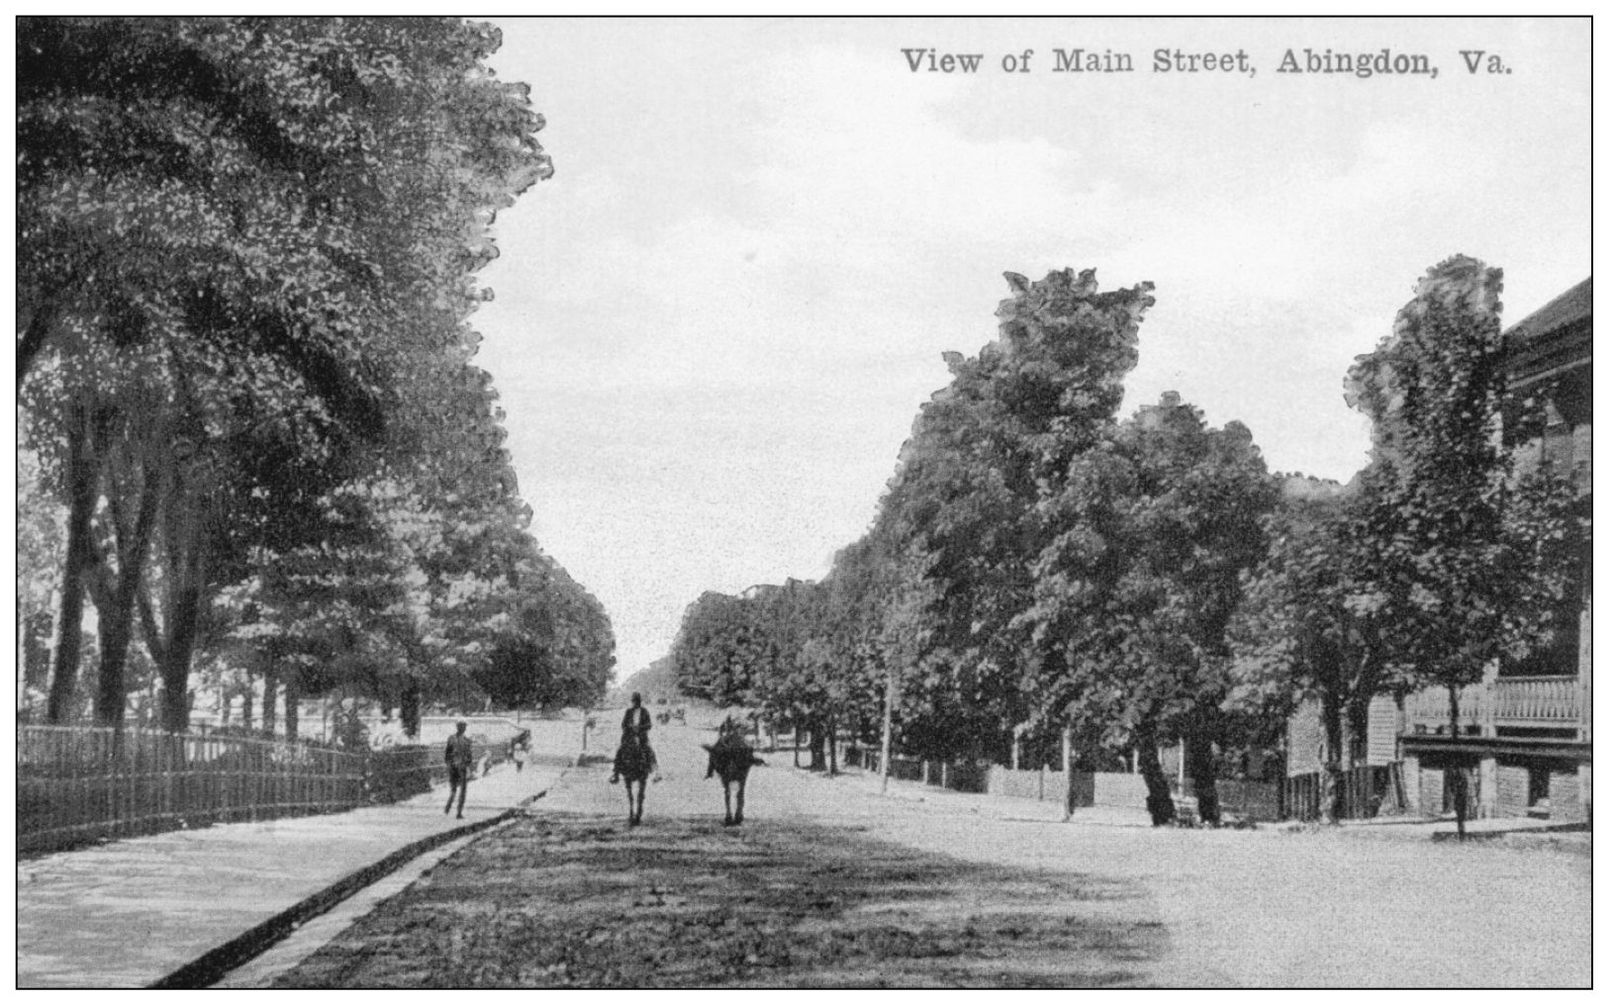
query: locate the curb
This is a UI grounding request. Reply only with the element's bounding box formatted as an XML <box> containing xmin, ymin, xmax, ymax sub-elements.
<box><xmin>148</xmin><ymin>778</ymin><xmax>563</xmax><ymax>989</ymax></box>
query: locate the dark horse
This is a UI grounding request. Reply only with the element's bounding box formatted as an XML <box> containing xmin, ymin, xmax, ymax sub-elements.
<box><xmin>703</xmin><ymin>719</ymin><xmax>765</xmax><ymax>826</ymax></box>
<box><xmin>614</xmin><ymin>739</ymin><xmax>655</xmax><ymax>826</ymax></box>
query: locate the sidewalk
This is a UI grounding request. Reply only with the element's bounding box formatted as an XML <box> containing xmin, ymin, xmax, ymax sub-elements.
<box><xmin>827</xmin><ymin>759</ymin><xmax>1591</xmax><ymax>849</ymax></box>
<box><xmin>16</xmin><ymin>759</ymin><xmax>570</xmax><ymax>988</ymax></box>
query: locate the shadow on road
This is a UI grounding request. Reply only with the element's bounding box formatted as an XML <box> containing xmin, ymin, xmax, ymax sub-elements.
<box><xmin>271</xmin><ymin>810</ymin><xmax>1167</xmax><ymax>987</ymax></box>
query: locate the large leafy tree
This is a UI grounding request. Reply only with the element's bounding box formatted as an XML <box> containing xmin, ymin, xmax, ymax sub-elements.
<box><xmin>1024</xmin><ymin>394</ymin><xmax>1275</xmax><ymax>825</ymax></box>
<box><xmin>670</xmin><ymin>591</ymin><xmax>767</xmax><ymax>708</ymax></box>
<box><xmin>1224</xmin><ymin>475</ymin><xmax>1417</xmax><ymax>820</ymax></box>
<box><xmin>816</xmin><ymin>533</ymin><xmax>908</xmax><ymax>753</ymax></box>
<box><xmin>18</xmin><ymin>17</ymin><xmax>553</xmax><ymax>730</ymax></box>
<box><xmin>1342</xmin><ymin>256</ymin><xmax>1581</xmax><ymax>833</ymax></box>
<box><xmin>475</xmin><ymin>557</ymin><xmax>616</xmax><ymax>714</ymax></box>
<box><xmin>880</xmin><ymin>269</ymin><xmax>1153</xmax><ymax>759</ymax></box>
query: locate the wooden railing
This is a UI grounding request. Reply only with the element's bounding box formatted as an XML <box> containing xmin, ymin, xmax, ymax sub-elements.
<box><xmin>1405</xmin><ymin>685</ymin><xmax>1484</xmax><ymax>731</ymax></box>
<box><xmin>16</xmin><ymin>725</ymin><xmax>507</xmax><ymax>855</ymax></box>
<box><xmin>1494</xmin><ymin>675</ymin><xmax>1580</xmax><ymax>723</ymax></box>
<box><xmin>1404</xmin><ymin>675</ymin><xmax>1581</xmax><ymax>732</ymax></box>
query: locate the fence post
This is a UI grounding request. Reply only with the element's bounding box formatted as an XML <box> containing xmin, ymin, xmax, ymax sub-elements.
<box><xmin>124</xmin><ymin>733</ymin><xmax>136</xmax><ymax>838</ymax></box>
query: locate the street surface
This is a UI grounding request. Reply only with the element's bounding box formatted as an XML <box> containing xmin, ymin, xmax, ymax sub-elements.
<box><xmin>267</xmin><ymin>716</ymin><xmax>1591</xmax><ymax>988</ymax></box>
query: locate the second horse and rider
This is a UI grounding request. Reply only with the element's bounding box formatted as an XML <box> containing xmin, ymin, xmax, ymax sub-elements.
<box><xmin>609</xmin><ymin>693</ymin><xmax>766</xmax><ymax>827</ymax></box>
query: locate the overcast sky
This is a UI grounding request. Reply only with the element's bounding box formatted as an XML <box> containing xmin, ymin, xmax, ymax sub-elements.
<box><xmin>471</xmin><ymin>17</ymin><xmax>1591</xmax><ymax>682</ymax></box>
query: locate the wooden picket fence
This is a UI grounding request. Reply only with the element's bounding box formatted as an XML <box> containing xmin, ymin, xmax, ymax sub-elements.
<box><xmin>16</xmin><ymin>725</ymin><xmax>456</xmax><ymax>854</ymax></box>
<box><xmin>846</xmin><ymin>745</ymin><xmax>1394</xmax><ymax>824</ymax></box>
<box><xmin>1280</xmin><ymin>763</ymin><xmax>1397</xmax><ymax>821</ymax></box>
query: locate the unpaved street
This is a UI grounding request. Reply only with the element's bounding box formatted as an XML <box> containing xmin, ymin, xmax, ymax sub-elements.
<box><xmin>270</xmin><ymin>719</ymin><xmax>1590</xmax><ymax>988</ymax></box>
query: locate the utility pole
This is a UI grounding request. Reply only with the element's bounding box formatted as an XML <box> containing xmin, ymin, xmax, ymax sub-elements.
<box><xmin>1062</xmin><ymin>725</ymin><xmax>1075</xmax><ymax>821</ymax></box>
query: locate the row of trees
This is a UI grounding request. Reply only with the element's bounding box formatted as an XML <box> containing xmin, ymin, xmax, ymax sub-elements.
<box><xmin>17</xmin><ymin>17</ymin><xmax>613</xmax><ymax>738</ymax></box>
<box><xmin>669</xmin><ymin>259</ymin><xmax>1582</xmax><ymax>825</ymax></box>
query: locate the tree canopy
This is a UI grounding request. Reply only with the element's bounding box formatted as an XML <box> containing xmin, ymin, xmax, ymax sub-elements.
<box><xmin>657</xmin><ymin>255</ymin><xmax>1580</xmax><ymax>828</ymax></box>
<box><xmin>18</xmin><ymin>17</ymin><xmax>610</xmax><ymax>736</ymax></box>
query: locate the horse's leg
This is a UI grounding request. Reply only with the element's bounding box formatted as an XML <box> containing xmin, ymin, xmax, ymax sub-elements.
<box><xmin>722</xmin><ymin>779</ymin><xmax>734</xmax><ymax>826</ymax></box>
<box><xmin>625</xmin><ymin>777</ymin><xmax>637</xmax><ymax>825</ymax></box>
<box><xmin>637</xmin><ymin>777</ymin><xmax>646</xmax><ymax>823</ymax></box>
<box><xmin>734</xmin><ymin>775</ymin><xmax>746</xmax><ymax>826</ymax></box>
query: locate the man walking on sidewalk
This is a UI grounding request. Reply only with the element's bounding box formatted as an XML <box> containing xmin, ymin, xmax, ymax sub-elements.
<box><xmin>445</xmin><ymin>722</ymin><xmax>474</xmax><ymax>819</ymax></box>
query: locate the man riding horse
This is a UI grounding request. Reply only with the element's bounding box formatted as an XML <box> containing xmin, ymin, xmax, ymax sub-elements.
<box><xmin>704</xmin><ymin>715</ymin><xmax>765</xmax><ymax>826</ymax></box>
<box><xmin>610</xmin><ymin>692</ymin><xmax>658</xmax><ymax>784</ymax></box>
<box><xmin>611</xmin><ymin>692</ymin><xmax>658</xmax><ymax>825</ymax></box>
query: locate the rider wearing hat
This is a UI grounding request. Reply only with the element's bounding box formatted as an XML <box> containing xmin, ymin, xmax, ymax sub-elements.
<box><xmin>610</xmin><ymin>692</ymin><xmax>657</xmax><ymax>783</ymax></box>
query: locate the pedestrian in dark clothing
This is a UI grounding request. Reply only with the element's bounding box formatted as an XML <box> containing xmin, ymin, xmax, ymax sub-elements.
<box><xmin>445</xmin><ymin>722</ymin><xmax>474</xmax><ymax>818</ymax></box>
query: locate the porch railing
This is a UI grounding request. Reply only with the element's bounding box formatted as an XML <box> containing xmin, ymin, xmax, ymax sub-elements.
<box><xmin>1405</xmin><ymin>685</ymin><xmax>1484</xmax><ymax>731</ymax></box>
<box><xmin>1494</xmin><ymin>675</ymin><xmax>1580</xmax><ymax>724</ymax></box>
<box><xmin>1404</xmin><ymin>675</ymin><xmax>1580</xmax><ymax>732</ymax></box>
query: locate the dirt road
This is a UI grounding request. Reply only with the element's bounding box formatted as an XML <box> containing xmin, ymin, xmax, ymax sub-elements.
<box><xmin>269</xmin><ymin>719</ymin><xmax>1590</xmax><ymax>987</ymax></box>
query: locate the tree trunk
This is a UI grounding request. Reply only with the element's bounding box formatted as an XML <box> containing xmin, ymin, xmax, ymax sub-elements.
<box><xmin>1134</xmin><ymin>718</ymin><xmax>1176</xmax><ymax>826</ymax></box>
<box><xmin>240</xmin><ymin>680</ymin><xmax>254</xmax><ymax>729</ymax></box>
<box><xmin>158</xmin><ymin>577</ymin><xmax>204</xmax><ymax>733</ymax></box>
<box><xmin>47</xmin><ymin>405</ymin><xmax>99</xmax><ymax>723</ymax></box>
<box><xmin>284</xmin><ymin>672</ymin><xmax>301</xmax><ymax>739</ymax></box>
<box><xmin>157</xmin><ymin>467</ymin><xmax>215</xmax><ymax>734</ymax></box>
<box><xmin>828</xmin><ymin>714</ymin><xmax>839</xmax><ymax>776</ymax></box>
<box><xmin>1320</xmin><ymin>686</ymin><xmax>1345</xmax><ymax>823</ymax></box>
<box><xmin>1346</xmin><ymin>697</ymin><xmax>1370</xmax><ymax>768</ymax></box>
<box><xmin>262</xmin><ymin>671</ymin><xmax>279</xmax><ymax>735</ymax></box>
<box><xmin>93</xmin><ymin>439</ymin><xmax>164</xmax><ymax>730</ymax></box>
<box><xmin>793</xmin><ymin>712</ymin><xmax>802</xmax><ymax>769</ymax></box>
<box><xmin>808</xmin><ymin>716</ymin><xmax>827</xmax><ymax>771</ymax></box>
<box><xmin>1448</xmin><ymin>685</ymin><xmax>1467</xmax><ymax>841</ymax></box>
<box><xmin>23</xmin><ymin>612</ymin><xmax>52</xmax><ymax>691</ymax></box>
<box><xmin>1185</xmin><ymin>728</ymin><xmax>1221</xmax><ymax>827</ymax></box>
<box><xmin>401</xmin><ymin>679</ymin><xmax>422</xmax><ymax>738</ymax></box>
<box><xmin>16</xmin><ymin>295</ymin><xmax>63</xmax><ymax>388</ymax></box>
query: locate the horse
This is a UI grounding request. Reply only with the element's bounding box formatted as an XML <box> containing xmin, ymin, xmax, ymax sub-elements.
<box><xmin>703</xmin><ymin>719</ymin><xmax>765</xmax><ymax>826</ymax></box>
<box><xmin>613</xmin><ymin>739</ymin><xmax>655</xmax><ymax>826</ymax></box>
